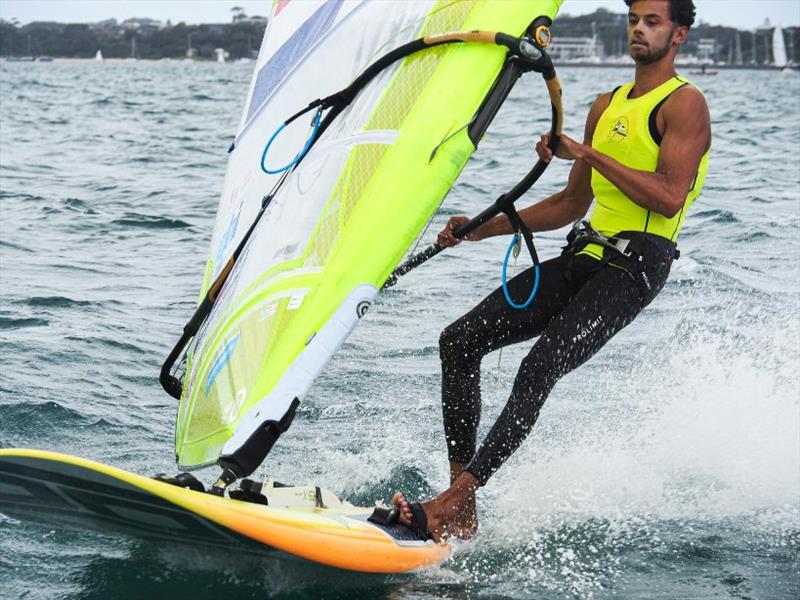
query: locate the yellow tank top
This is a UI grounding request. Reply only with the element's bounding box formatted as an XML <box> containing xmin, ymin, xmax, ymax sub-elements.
<box><xmin>584</xmin><ymin>76</ymin><xmax>710</xmax><ymax>258</ymax></box>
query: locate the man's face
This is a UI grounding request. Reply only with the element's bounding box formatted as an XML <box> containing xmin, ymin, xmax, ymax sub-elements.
<box><xmin>626</xmin><ymin>0</ymin><xmax>684</xmax><ymax>65</ymax></box>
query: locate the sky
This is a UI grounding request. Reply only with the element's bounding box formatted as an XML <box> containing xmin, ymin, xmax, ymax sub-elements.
<box><xmin>0</xmin><ymin>1</ymin><xmax>798</xmax><ymax>30</ymax></box>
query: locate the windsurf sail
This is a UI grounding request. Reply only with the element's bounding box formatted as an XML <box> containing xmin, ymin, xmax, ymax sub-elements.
<box><xmin>162</xmin><ymin>0</ymin><xmax>563</xmax><ymax>478</ymax></box>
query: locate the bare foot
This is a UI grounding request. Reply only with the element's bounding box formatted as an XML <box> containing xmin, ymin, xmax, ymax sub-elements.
<box><xmin>391</xmin><ymin>492</ymin><xmax>440</xmax><ymax>539</ymax></box>
<box><xmin>451</xmin><ymin>493</ymin><xmax>478</xmax><ymax>539</ymax></box>
<box><xmin>392</xmin><ymin>472</ymin><xmax>480</xmax><ymax>542</ymax></box>
<box><xmin>448</xmin><ymin>462</ymin><xmax>477</xmax><ymax>538</ymax></box>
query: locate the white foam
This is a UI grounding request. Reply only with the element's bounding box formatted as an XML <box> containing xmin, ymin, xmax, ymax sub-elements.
<box><xmin>486</xmin><ymin>316</ymin><xmax>800</xmax><ymax>532</ymax></box>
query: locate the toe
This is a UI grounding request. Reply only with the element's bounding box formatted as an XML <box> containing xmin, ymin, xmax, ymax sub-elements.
<box><xmin>392</xmin><ymin>492</ymin><xmax>412</xmax><ymax>526</ymax></box>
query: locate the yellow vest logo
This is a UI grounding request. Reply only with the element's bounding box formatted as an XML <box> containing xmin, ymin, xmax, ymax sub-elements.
<box><xmin>608</xmin><ymin>116</ymin><xmax>629</xmax><ymax>142</ymax></box>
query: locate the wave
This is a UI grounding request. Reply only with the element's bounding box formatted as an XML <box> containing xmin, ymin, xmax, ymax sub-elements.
<box><xmin>0</xmin><ymin>316</ymin><xmax>48</xmax><ymax>329</ymax></box>
<box><xmin>692</xmin><ymin>209</ymin><xmax>740</xmax><ymax>224</ymax></box>
<box><xmin>64</xmin><ymin>335</ymin><xmax>145</xmax><ymax>354</ymax></box>
<box><xmin>15</xmin><ymin>296</ymin><xmax>91</xmax><ymax>309</ymax></box>
<box><xmin>111</xmin><ymin>213</ymin><xmax>192</xmax><ymax>229</ymax></box>
<box><xmin>63</xmin><ymin>197</ymin><xmax>97</xmax><ymax>214</ymax></box>
<box><xmin>0</xmin><ymin>401</ymin><xmax>86</xmax><ymax>435</ymax></box>
<box><xmin>0</xmin><ymin>240</ymin><xmax>33</xmax><ymax>253</ymax></box>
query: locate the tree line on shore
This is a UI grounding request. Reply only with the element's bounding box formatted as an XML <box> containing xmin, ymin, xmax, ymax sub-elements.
<box><xmin>0</xmin><ymin>19</ymin><xmax>267</xmax><ymax>60</ymax></box>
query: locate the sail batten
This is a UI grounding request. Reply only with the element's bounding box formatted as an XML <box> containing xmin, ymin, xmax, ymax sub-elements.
<box><xmin>174</xmin><ymin>0</ymin><xmax>563</xmax><ymax>473</ymax></box>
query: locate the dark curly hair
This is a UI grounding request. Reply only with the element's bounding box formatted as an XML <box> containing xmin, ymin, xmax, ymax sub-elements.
<box><xmin>624</xmin><ymin>0</ymin><xmax>696</xmax><ymax>28</ymax></box>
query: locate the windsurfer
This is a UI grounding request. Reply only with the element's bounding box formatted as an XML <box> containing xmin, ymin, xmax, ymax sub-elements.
<box><xmin>392</xmin><ymin>0</ymin><xmax>711</xmax><ymax>542</ymax></box>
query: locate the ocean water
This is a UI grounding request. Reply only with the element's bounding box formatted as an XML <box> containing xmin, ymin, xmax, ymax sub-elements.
<box><xmin>0</xmin><ymin>60</ymin><xmax>798</xmax><ymax>599</ymax></box>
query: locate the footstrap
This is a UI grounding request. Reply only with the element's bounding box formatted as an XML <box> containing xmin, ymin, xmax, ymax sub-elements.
<box><xmin>368</xmin><ymin>506</ymin><xmax>399</xmax><ymax>525</ymax></box>
<box><xmin>368</xmin><ymin>503</ymin><xmax>433</xmax><ymax>541</ymax></box>
<box><xmin>153</xmin><ymin>472</ymin><xmax>205</xmax><ymax>493</ymax></box>
<box><xmin>407</xmin><ymin>503</ymin><xmax>433</xmax><ymax>541</ymax></box>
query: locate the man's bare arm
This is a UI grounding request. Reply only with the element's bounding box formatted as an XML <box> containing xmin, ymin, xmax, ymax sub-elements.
<box><xmin>559</xmin><ymin>86</ymin><xmax>710</xmax><ymax>218</ymax></box>
<box><xmin>481</xmin><ymin>155</ymin><xmax>592</xmax><ymax>236</ymax></box>
<box><xmin>438</xmin><ymin>93</ymin><xmax>611</xmax><ymax>246</ymax></box>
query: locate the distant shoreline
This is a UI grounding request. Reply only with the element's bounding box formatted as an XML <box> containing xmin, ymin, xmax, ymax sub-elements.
<box><xmin>1</xmin><ymin>57</ymin><xmax>795</xmax><ymax>71</ymax></box>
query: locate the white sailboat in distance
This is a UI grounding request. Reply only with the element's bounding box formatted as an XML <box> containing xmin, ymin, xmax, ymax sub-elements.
<box><xmin>773</xmin><ymin>24</ymin><xmax>788</xmax><ymax>68</ymax></box>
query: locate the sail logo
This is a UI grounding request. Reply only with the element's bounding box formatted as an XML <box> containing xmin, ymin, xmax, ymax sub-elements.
<box><xmin>204</xmin><ymin>333</ymin><xmax>241</xmax><ymax>396</ymax></box>
<box><xmin>356</xmin><ymin>300</ymin><xmax>371</xmax><ymax>318</ymax></box>
<box><xmin>259</xmin><ymin>303</ymin><xmax>277</xmax><ymax>321</ymax></box>
<box><xmin>221</xmin><ymin>387</ymin><xmax>248</xmax><ymax>424</ymax></box>
<box><xmin>608</xmin><ymin>116</ymin><xmax>629</xmax><ymax>142</ymax></box>
<box><xmin>287</xmin><ymin>294</ymin><xmax>305</xmax><ymax>310</ymax></box>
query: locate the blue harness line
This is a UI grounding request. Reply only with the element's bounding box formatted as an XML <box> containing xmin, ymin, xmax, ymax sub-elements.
<box><xmin>502</xmin><ymin>234</ymin><xmax>540</xmax><ymax>309</ymax></box>
<box><xmin>260</xmin><ymin>107</ymin><xmax>322</xmax><ymax>175</ymax></box>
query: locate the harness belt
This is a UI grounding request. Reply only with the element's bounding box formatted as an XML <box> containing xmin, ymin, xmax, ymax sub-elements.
<box><xmin>563</xmin><ymin>220</ymin><xmax>634</xmax><ymax>258</ymax></box>
<box><xmin>562</xmin><ymin>220</ymin><xmax>679</xmax><ymax>302</ymax></box>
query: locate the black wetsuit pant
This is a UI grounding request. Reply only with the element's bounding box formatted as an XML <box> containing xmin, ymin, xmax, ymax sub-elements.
<box><xmin>441</xmin><ymin>231</ymin><xmax>676</xmax><ymax>485</ymax></box>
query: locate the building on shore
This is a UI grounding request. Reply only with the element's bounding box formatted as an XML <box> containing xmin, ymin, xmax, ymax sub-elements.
<box><xmin>549</xmin><ymin>36</ymin><xmax>604</xmax><ymax>63</ymax></box>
